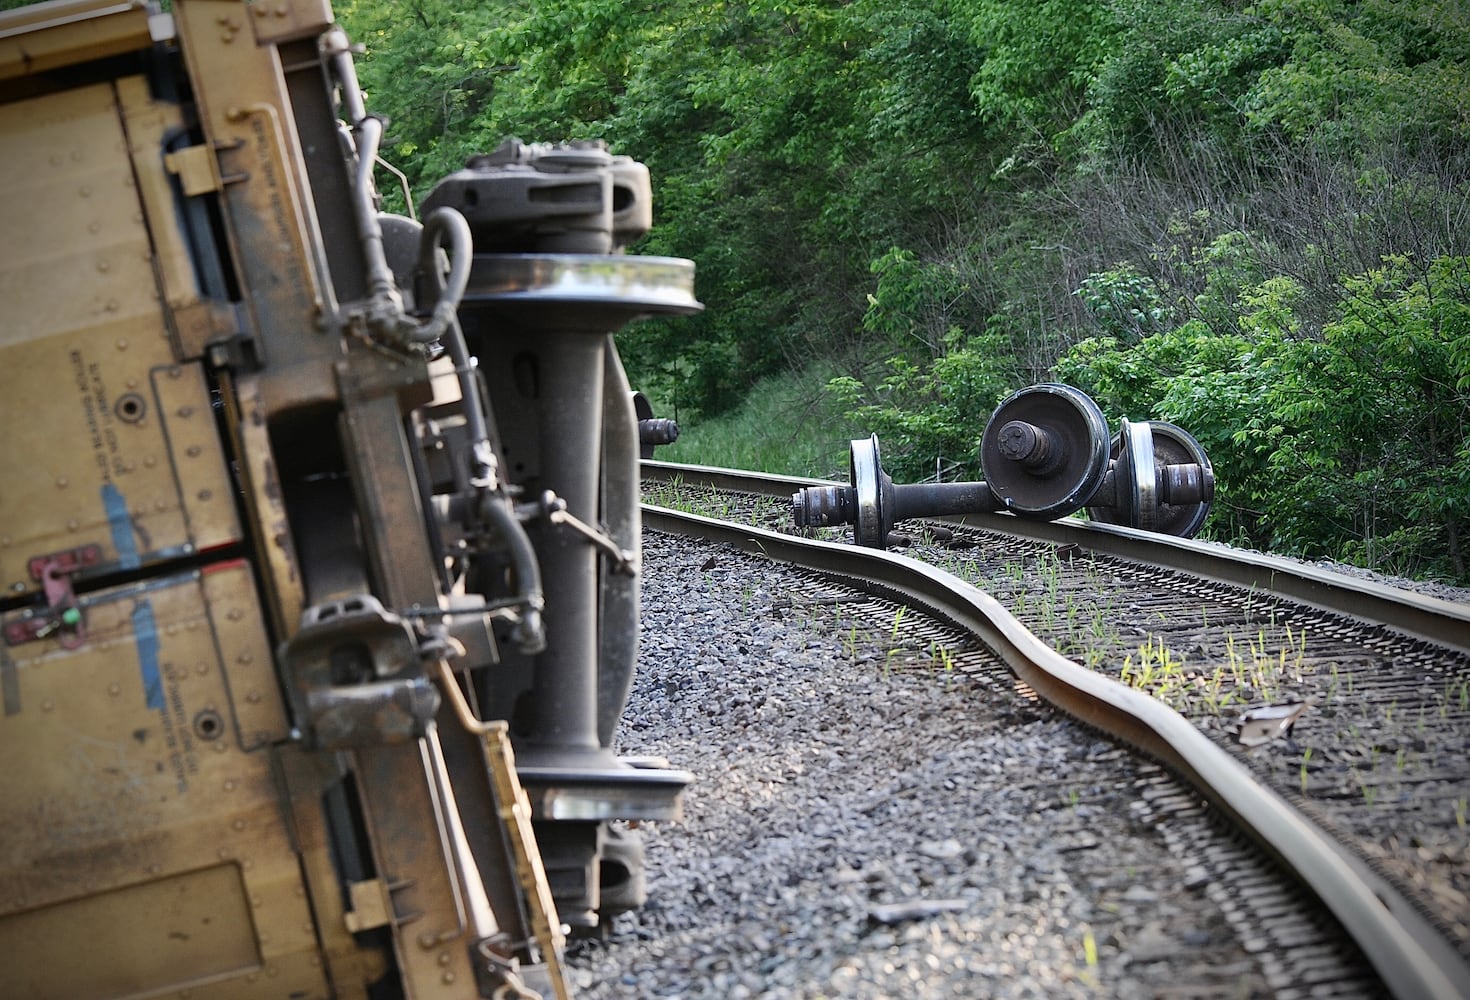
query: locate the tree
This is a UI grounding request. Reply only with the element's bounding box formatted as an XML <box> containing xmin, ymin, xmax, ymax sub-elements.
<box><xmin>1057</xmin><ymin>256</ymin><xmax>1470</xmax><ymax>582</ymax></box>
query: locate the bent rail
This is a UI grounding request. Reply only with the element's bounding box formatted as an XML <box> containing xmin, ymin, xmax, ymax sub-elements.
<box><xmin>643</xmin><ymin>500</ymin><xmax>1470</xmax><ymax>1000</ymax></box>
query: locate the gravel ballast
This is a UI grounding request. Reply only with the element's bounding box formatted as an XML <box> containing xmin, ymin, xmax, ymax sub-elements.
<box><xmin>564</xmin><ymin>530</ymin><xmax>1275</xmax><ymax>998</ymax></box>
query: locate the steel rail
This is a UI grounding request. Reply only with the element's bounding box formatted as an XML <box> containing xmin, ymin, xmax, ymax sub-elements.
<box><xmin>642</xmin><ymin>501</ymin><xmax>1470</xmax><ymax>1000</ymax></box>
<box><xmin>642</xmin><ymin>460</ymin><xmax>1470</xmax><ymax>655</ymax></box>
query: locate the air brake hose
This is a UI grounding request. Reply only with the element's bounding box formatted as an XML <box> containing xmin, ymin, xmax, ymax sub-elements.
<box><xmin>478</xmin><ymin>493</ymin><xmax>547</xmax><ymax>656</ymax></box>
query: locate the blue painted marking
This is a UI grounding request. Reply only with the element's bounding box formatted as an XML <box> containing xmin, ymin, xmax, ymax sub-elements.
<box><xmin>102</xmin><ymin>483</ymin><xmax>141</xmax><ymax>570</ymax></box>
<box><xmin>132</xmin><ymin>600</ymin><xmax>164</xmax><ymax>711</ymax></box>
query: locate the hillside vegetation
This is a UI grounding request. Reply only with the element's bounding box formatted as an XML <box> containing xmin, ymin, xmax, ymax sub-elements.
<box><xmin>357</xmin><ymin>2</ymin><xmax>1466</xmax><ymax>581</ymax></box>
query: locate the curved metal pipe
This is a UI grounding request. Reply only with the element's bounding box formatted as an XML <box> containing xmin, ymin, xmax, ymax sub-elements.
<box><xmin>413</xmin><ymin>207</ymin><xmax>473</xmax><ymax>345</ymax></box>
<box><xmin>415</xmin><ymin>208</ymin><xmax>492</xmax><ymax>487</ymax></box>
<box><xmin>478</xmin><ymin>494</ymin><xmax>546</xmax><ymax>655</ymax></box>
<box><xmin>441</xmin><ymin>317</ymin><xmax>498</xmax><ymax>489</ymax></box>
<box><xmin>322</xmin><ymin>27</ymin><xmax>367</xmax><ymax>124</ymax></box>
<box><xmin>350</xmin><ymin>115</ymin><xmax>398</xmax><ymax>303</ymax></box>
<box><xmin>328</xmin><ymin>25</ymin><xmax>466</xmax><ymax>350</ymax></box>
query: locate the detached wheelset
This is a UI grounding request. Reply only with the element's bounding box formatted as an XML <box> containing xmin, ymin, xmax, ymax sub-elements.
<box><xmin>792</xmin><ymin>383</ymin><xmax>1214</xmax><ymax>548</ymax></box>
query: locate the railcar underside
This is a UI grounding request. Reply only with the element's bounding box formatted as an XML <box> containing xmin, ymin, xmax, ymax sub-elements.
<box><xmin>0</xmin><ymin>2</ymin><xmax>697</xmax><ymax>997</ymax></box>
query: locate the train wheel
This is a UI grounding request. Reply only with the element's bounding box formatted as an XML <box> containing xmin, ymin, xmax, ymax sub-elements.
<box><xmin>1088</xmin><ymin>420</ymin><xmax>1214</xmax><ymax>537</ymax></box>
<box><xmin>979</xmin><ymin>384</ymin><xmax>1111</xmax><ymax>520</ymax></box>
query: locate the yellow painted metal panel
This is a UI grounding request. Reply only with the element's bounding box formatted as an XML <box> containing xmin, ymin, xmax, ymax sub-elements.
<box><xmin>0</xmin><ymin>863</ymin><xmax>260</xmax><ymax>999</ymax></box>
<box><xmin>0</xmin><ymin>561</ymin><xmax>326</xmax><ymax>998</ymax></box>
<box><xmin>200</xmin><ymin>557</ymin><xmax>291</xmax><ymax>747</ymax></box>
<box><xmin>0</xmin><ymin>83</ymin><xmax>161</xmax><ymax>348</ymax></box>
<box><xmin>0</xmin><ymin>339</ymin><xmax>242</xmax><ymax>595</ymax></box>
<box><xmin>0</xmin><ymin>0</ymin><xmax>153</xmax><ymax>82</ymax></box>
<box><xmin>0</xmin><ymin>81</ymin><xmax>241</xmax><ymax>593</ymax></box>
<box><xmin>245</xmin><ymin>0</ymin><xmax>333</xmax><ymax>44</ymax></box>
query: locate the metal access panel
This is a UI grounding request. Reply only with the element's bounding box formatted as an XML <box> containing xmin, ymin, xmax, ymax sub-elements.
<box><xmin>0</xmin><ymin>560</ymin><xmax>322</xmax><ymax>998</ymax></box>
<box><xmin>0</xmin><ymin>82</ymin><xmax>241</xmax><ymax>598</ymax></box>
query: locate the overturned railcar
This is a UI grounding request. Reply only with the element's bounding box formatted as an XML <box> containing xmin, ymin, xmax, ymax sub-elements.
<box><xmin>0</xmin><ymin>1</ymin><xmax>698</xmax><ymax>996</ymax></box>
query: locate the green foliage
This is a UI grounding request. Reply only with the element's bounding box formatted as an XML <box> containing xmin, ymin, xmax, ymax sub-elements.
<box><xmin>827</xmin><ymin>334</ymin><xmax>1021</xmax><ymax>483</ymax></box>
<box><xmin>828</xmin><ymin>267</ymin><xmax>1022</xmax><ymax>479</ymax></box>
<box><xmin>1080</xmin><ymin>0</ymin><xmax>1287</xmax><ymax>157</ymax></box>
<box><xmin>961</xmin><ymin>0</ymin><xmax>1119</xmax><ymax>156</ymax></box>
<box><xmin>1281</xmin><ymin>254</ymin><xmax>1470</xmax><ymax>577</ymax></box>
<box><xmin>1073</xmin><ymin>265</ymin><xmax>1174</xmax><ymax>343</ymax></box>
<box><xmin>1178</xmin><ymin>228</ymin><xmax>1272</xmax><ymax>334</ymax></box>
<box><xmin>1243</xmin><ymin>0</ymin><xmax>1470</xmax><ymax>150</ymax></box>
<box><xmin>1073</xmin><ymin>0</ymin><xmax>1470</xmax><ymax>164</ymax></box>
<box><xmin>1058</xmin><ymin>255</ymin><xmax>1470</xmax><ymax>582</ymax></box>
<box><xmin>860</xmin><ymin>248</ymin><xmax>969</xmax><ymax>357</ymax></box>
<box><xmin>824</xmin><ymin>246</ymin><xmax>1022</xmax><ymax>480</ymax></box>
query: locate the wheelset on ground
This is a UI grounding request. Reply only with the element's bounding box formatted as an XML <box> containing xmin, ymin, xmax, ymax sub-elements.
<box><xmin>792</xmin><ymin>384</ymin><xmax>1214</xmax><ymax>548</ymax></box>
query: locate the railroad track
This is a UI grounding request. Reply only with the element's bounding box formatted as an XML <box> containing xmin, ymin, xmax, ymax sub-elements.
<box><xmin>638</xmin><ymin>460</ymin><xmax>1470</xmax><ymax>1000</ymax></box>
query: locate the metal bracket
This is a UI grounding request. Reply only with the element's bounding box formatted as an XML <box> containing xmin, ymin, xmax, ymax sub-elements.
<box><xmin>342</xmin><ymin>875</ymin><xmax>418</xmax><ymax>934</ymax></box>
<box><xmin>533</xmin><ymin>492</ymin><xmax>638</xmax><ymax>575</ymax></box>
<box><xmin>278</xmin><ymin>594</ymin><xmax>441</xmax><ymax>749</ymax></box>
<box><xmin>343</xmin><ymin>878</ymin><xmax>394</xmax><ymax>933</ymax></box>
<box><xmin>163</xmin><ymin>143</ymin><xmax>224</xmax><ymax>196</ymax></box>
<box><xmin>3</xmin><ymin>545</ymin><xmax>101</xmax><ymax>649</ymax></box>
